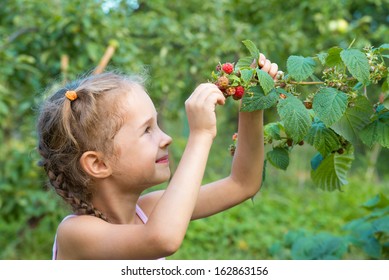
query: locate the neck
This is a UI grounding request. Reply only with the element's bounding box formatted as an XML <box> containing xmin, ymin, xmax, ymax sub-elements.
<box><xmin>90</xmin><ymin>182</ymin><xmax>143</xmax><ymax>224</ymax></box>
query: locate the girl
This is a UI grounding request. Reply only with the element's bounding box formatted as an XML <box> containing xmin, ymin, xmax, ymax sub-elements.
<box><xmin>37</xmin><ymin>55</ymin><xmax>278</xmax><ymax>260</ymax></box>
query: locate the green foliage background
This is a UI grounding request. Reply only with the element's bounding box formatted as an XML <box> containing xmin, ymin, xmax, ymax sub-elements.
<box><xmin>1</xmin><ymin>0</ymin><xmax>388</xmax><ymax>259</ymax></box>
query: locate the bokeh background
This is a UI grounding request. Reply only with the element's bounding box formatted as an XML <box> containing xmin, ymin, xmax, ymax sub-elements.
<box><xmin>1</xmin><ymin>0</ymin><xmax>388</xmax><ymax>259</ymax></box>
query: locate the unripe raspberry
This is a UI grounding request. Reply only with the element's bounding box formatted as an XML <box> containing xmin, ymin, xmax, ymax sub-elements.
<box><xmin>232</xmin><ymin>133</ymin><xmax>238</xmax><ymax>141</ymax></box>
<box><xmin>280</xmin><ymin>93</ymin><xmax>287</xmax><ymax>99</ymax></box>
<box><xmin>276</xmin><ymin>70</ymin><xmax>284</xmax><ymax>80</ymax></box>
<box><xmin>217</xmin><ymin>76</ymin><xmax>229</xmax><ymax>89</ymax></box>
<box><xmin>229</xmin><ymin>144</ymin><xmax>236</xmax><ymax>156</ymax></box>
<box><xmin>233</xmin><ymin>86</ymin><xmax>245</xmax><ymax>100</ymax></box>
<box><xmin>303</xmin><ymin>101</ymin><xmax>312</xmax><ymax>109</ymax></box>
<box><xmin>286</xmin><ymin>139</ymin><xmax>293</xmax><ymax>147</ymax></box>
<box><xmin>222</xmin><ymin>63</ymin><xmax>234</xmax><ymax>74</ymax></box>
<box><xmin>226</xmin><ymin>87</ymin><xmax>236</xmax><ymax>96</ymax></box>
<box><xmin>216</xmin><ymin>64</ymin><xmax>221</xmax><ymax>72</ymax></box>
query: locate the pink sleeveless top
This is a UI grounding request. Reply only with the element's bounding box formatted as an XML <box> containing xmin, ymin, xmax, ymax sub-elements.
<box><xmin>52</xmin><ymin>205</ymin><xmax>164</xmax><ymax>260</ymax></box>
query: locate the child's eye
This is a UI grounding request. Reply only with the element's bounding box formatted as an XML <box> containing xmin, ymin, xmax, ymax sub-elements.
<box><xmin>145</xmin><ymin>126</ymin><xmax>151</xmax><ymax>134</ymax></box>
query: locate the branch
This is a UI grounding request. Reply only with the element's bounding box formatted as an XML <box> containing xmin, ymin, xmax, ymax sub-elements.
<box><xmin>0</xmin><ymin>27</ymin><xmax>39</xmax><ymax>50</ymax></box>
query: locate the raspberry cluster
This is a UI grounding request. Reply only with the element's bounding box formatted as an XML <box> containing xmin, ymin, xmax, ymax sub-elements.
<box><xmin>213</xmin><ymin>62</ymin><xmax>246</xmax><ymax>100</ymax></box>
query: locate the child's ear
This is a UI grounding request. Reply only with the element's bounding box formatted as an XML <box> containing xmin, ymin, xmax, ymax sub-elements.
<box><xmin>80</xmin><ymin>151</ymin><xmax>112</xmax><ymax>179</ymax></box>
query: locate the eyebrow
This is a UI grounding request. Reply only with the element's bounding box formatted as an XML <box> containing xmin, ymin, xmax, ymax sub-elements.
<box><xmin>138</xmin><ymin>113</ymin><xmax>158</xmax><ymax>130</ymax></box>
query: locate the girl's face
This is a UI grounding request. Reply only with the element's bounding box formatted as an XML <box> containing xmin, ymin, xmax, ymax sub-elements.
<box><xmin>110</xmin><ymin>84</ymin><xmax>172</xmax><ymax>191</ymax></box>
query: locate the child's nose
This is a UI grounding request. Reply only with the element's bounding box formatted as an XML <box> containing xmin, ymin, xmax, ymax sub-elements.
<box><xmin>160</xmin><ymin>131</ymin><xmax>172</xmax><ymax>148</ymax></box>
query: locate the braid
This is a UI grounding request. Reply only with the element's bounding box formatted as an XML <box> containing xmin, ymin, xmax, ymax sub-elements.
<box><xmin>37</xmin><ymin>72</ymin><xmax>144</xmax><ymax>222</ymax></box>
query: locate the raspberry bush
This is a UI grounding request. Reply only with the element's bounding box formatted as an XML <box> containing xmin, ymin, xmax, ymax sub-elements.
<box><xmin>211</xmin><ymin>40</ymin><xmax>389</xmax><ymax>191</ymax></box>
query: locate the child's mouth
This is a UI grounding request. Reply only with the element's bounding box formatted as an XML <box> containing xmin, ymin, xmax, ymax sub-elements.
<box><xmin>156</xmin><ymin>155</ymin><xmax>169</xmax><ymax>164</ymax></box>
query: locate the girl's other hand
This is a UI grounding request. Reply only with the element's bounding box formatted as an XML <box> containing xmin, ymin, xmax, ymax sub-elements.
<box><xmin>258</xmin><ymin>53</ymin><xmax>278</xmax><ymax>80</ymax></box>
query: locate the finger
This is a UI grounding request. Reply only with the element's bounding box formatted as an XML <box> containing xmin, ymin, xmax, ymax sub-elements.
<box><xmin>258</xmin><ymin>53</ymin><xmax>266</xmax><ymax>68</ymax></box>
<box><xmin>261</xmin><ymin>59</ymin><xmax>272</xmax><ymax>72</ymax></box>
<box><xmin>205</xmin><ymin>88</ymin><xmax>226</xmax><ymax>106</ymax></box>
<box><xmin>269</xmin><ymin>63</ymin><xmax>279</xmax><ymax>80</ymax></box>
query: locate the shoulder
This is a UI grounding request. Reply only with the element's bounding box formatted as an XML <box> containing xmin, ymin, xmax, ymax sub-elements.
<box><xmin>138</xmin><ymin>189</ymin><xmax>165</xmax><ymax>216</ymax></box>
<box><xmin>56</xmin><ymin>215</ymin><xmax>108</xmax><ymax>259</ymax></box>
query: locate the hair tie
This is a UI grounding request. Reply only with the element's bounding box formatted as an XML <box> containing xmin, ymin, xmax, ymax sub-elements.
<box><xmin>65</xmin><ymin>90</ymin><xmax>78</xmax><ymax>101</ymax></box>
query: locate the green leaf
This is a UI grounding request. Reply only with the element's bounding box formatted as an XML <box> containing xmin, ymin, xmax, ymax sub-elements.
<box><xmin>266</xmin><ymin>147</ymin><xmax>289</xmax><ymax>170</ymax></box>
<box><xmin>359</xmin><ymin>111</ymin><xmax>389</xmax><ymax>148</ymax></box>
<box><xmin>287</xmin><ymin>55</ymin><xmax>316</xmax><ymax>82</ymax></box>
<box><xmin>277</xmin><ymin>93</ymin><xmax>312</xmax><ymax>142</ymax></box>
<box><xmin>372</xmin><ymin>217</ymin><xmax>389</xmax><ymax>233</ymax></box>
<box><xmin>378</xmin><ymin>43</ymin><xmax>389</xmax><ymax>51</ymax></box>
<box><xmin>313</xmin><ymin>87</ymin><xmax>348</xmax><ymax>127</ymax></box>
<box><xmin>264</xmin><ymin>122</ymin><xmax>282</xmax><ymax>140</ymax></box>
<box><xmin>316</xmin><ymin>52</ymin><xmax>327</xmax><ymax>65</ymax></box>
<box><xmin>331</xmin><ymin>96</ymin><xmax>374</xmax><ymax>144</ymax></box>
<box><xmin>291</xmin><ymin>233</ymin><xmax>348</xmax><ymax>260</ymax></box>
<box><xmin>241</xmin><ymin>86</ymin><xmax>278</xmax><ymax>112</ymax></box>
<box><xmin>325</xmin><ymin>46</ymin><xmax>343</xmax><ymax>67</ymax></box>
<box><xmin>383</xmin><ymin>95</ymin><xmax>389</xmax><ymax>110</ymax></box>
<box><xmin>311</xmin><ymin>153</ymin><xmax>324</xmax><ymax>171</ymax></box>
<box><xmin>256</xmin><ymin>68</ymin><xmax>275</xmax><ymax>95</ymax></box>
<box><xmin>340</xmin><ymin>49</ymin><xmax>370</xmax><ymax>84</ymax></box>
<box><xmin>362</xmin><ymin>193</ymin><xmax>389</xmax><ymax>210</ymax></box>
<box><xmin>311</xmin><ymin>148</ymin><xmax>354</xmax><ymax>191</ymax></box>
<box><xmin>235</xmin><ymin>56</ymin><xmax>253</xmax><ymax>69</ymax></box>
<box><xmin>306</xmin><ymin>119</ymin><xmax>340</xmax><ymax>156</ymax></box>
<box><xmin>242</xmin><ymin>40</ymin><xmax>260</xmax><ymax>60</ymax></box>
<box><xmin>240</xmin><ymin>69</ymin><xmax>254</xmax><ymax>85</ymax></box>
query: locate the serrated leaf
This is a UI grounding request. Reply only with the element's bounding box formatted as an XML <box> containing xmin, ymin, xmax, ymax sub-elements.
<box><xmin>325</xmin><ymin>46</ymin><xmax>344</xmax><ymax>67</ymax></box>
<box><xmin>359</xmin><ymin>112</ymin><xmax>389</xmax><ymax>148</ymax></box>
<box><xmin>340</xmin><ymin>49</ymin><xmax>370</xmax><ymax>84</ymax></box>
<box><xmin>266</xmin><ymin>147</ymin><xmax>289</xmax><ymax>170</ymax></box>
<box><xmin>242</xmin><ymin>40</ymin><xmax>260</xmax><ymax>60</ymax></box>
<box><xmin>236</xmin><ymin>56</ymin><xmax>253</xmax><ymax>69</ymax></box>
<box><xmin>313</xmin><ymin>87</ymin><xmax>348</xmax><ymax>127</ymax></box>
<box><xmin>311</xmin><ymin>148</ymin><xmax>354</xmax><ymax>191</ymax></box>
<box><xmin>306</xmin><ymin>120</ymin><xmax>340</xmax><ymax>156</ymax></box>
<box><xmin>287</xmin><ymin>55</ymin><xmax>316</xmax><ymax>82</ymax></box>
<box><xmin>241</xmin><ymin>86</ymin><xmax>278</xmax><ymax>112</ymax></box>
<box><xmin>240</xmin><ymin>69</ymin><xmax>254</xmax><ymax>85</ymax></box>
<box><xmin>256</xmin><ymin>68</ymin><xmax>275</xmax><ymax>95</ymax></box>
<box><xmin>277</xmin><ymin>93</ymin><xmax>312</xmax><ymax>142</ymax></box>
<box><xmin>330</xmin><ymin>96</ymin><xmax>373</xmax><ymax>144</ymax></box>
<box><xmin>264</xmin><ymin>122</ymin><xmax>282</xmax><ymax>140</ymax></box>
<box><xmin>317</xmin><ymin>52</ymin><xmax>328</xmax><ymax>65</ymax></box>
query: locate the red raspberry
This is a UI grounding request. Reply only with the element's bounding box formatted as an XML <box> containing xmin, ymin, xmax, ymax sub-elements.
<box><xmin>280</xmin><ymin>93</ymin><xmax>287</xmax><ymax>99</ymax></box>
<box><xmin>222</xmin><ymin>63</ymin><xmax>234</xmax><ymax>74</ymax></box>
<box><xmin>216</xmin><ymin>76</ymin><xmax>229</xmax><ymax>89</ymax></box>
<box><xmin>232</xmin><ymin>133</ymin><xmax>238</xmax><ymax>141</ymax></box>
<box><xmin>233</xmin><ymin>86</ymin><xmax>245</xmax><ymax>100</ymax></box>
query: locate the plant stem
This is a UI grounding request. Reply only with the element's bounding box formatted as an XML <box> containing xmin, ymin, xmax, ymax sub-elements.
<box><xmin>289</xmin><ymin>81</ymin><xmax>325</xmax><ymax>85</ymax></box>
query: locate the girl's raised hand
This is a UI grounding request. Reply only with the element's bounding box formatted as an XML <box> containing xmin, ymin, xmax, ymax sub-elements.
<box><xmin>185</xmin><ymin>83</ymin><xmax>225</xmax><ymax>139</ymax></box>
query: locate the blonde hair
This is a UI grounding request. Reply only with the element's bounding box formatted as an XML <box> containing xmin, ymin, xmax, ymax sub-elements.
<box><xmin>37</xmin><ymin>72</ymin><xmax>144</xmax><ymax>221</ymax></box>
